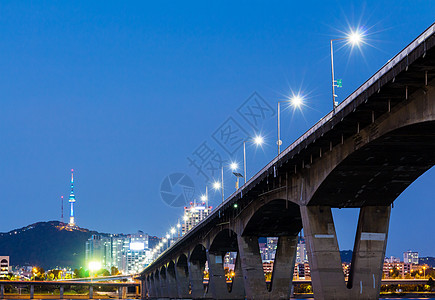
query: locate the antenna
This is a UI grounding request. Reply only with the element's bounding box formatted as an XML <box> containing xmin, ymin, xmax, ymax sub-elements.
<box><xmin>61</xmin><ymin>196</ymin><xmax>64</xmax><ymax>223</ymax></box>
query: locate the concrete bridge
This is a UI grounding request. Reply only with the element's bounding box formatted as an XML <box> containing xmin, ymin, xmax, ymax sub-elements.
<box><xmin>139</xmin><ymin>23</ymin><xmax>435</xmax><ymax>300</ymax></box>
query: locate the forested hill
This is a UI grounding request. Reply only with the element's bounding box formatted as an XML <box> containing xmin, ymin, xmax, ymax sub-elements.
<box><xmin>0</xmin><ymin>221</ymin><xmax>101</xmax><ymax>269</ymax></box>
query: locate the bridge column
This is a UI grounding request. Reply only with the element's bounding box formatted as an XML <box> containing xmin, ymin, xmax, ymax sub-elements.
<box><xmin>89</xmin><ymin>286</ymin><xmax>93</xmax><ymax>299</ymax></box>
<box><xmin>231</xmin><ymin>253</ymin><xmax>245</xmax><ymax>298</ymax></box>
<box><xmin>175</xmin><ymin>260</ymin><xmax>190</xmax><ymax>298</ymax></box>
<box><xmin>149</xmin><ymin>275</ymin><xmax>157</xmax><ymax>299</ymax></box>
<box><xmin>118</xmin><ymin>287</ymin><xmax>123</xmax><ymax>299</ymax></box>
<box><xmin>159</xmin><ymin>271</ymin><xmax>169</xmax><ymax>299</ymax></box>
<box><xmin>269</xmin><ymin>235</ymin><xmax>299</xmax><ymax>299</ymax></box>
<box><xmin>207</xmin><ymin>252</ymin><xmax>231</xmax><ymax>299</ymax></box>
<box><xmin>1</xmin><ymin>284</ymin><xmax>4</xmax><ymax>299</ymax></box>
<box><xmin>300</xmin><ymin>205</ymin><xmax>349</xmax><ymax>300</ymax></box>
<box><xmin>237</xmin><ymin>235</ymin><xmax>268</xmax><ymax>299</ymax></box>
<box><xmin>348</xmin><ymin>205</ymin><xmax>391</xmax><ymax>299</ymax></box>
<box><xmin>154</xmin><ymin>273</ymin><xmax>162</xmax><ymax>298</ymax></box>
<box><xmin>166</xmin><ymin>265</ymin><xmax>178</xmax><ymax>298</ymax></box>
<box><xmin>29</xmin><ymin>285</ymin><xmax>34</xmax><ymax>299</ymax></box>
<box><xmin>59</xmin><ymin>286</ymin><xmax>64</xmax><ymax>299</ymax></box>
<box><xmin>188</xmin><ymin>261</ymin><xmax>205</xmax><ymax>299</ymax></box>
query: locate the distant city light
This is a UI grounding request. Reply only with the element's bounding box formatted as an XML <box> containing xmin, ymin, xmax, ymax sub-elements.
<box><xmin>200</xmin><ymin>194</ymin><xmax>207</xmax><ymax>201</ymax></box>
<box><xmin>88</xmin><ymin>261</ymin><xmax>102</xmax><ymax>272</ymax></box>
<box><xmin>129</xmin><ymin>242</ymin><xmax>145</xmax><ymax>251</ymax></box>
<box><xmin>170</xmin><ymin>227</ymin><xmax>176</xmax><ymax>234</ymax></box>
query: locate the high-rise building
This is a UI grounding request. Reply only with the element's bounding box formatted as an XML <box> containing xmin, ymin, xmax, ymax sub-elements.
<box><xmin>68</xmin><ymin>169</ymin><xmax>76</xmax><ymax>226</ymax></box>
<box><xmin>0</xmin><ymin>256</ymin><xmax>9</xmax><ymax>277</ymax></box>
<box><xmin>182</xmin><ymin>201</ymin><xmax>211</xmax><ymax>235</ymax></box>
<box><xmin>296</xmin><ymin>237</ymin><xmax>308</xmax><ymax>263</ymax></box>
<box><xmin>403</xmin><ymin>250</ymin><xmax>419</xmax><ymax>264</ymax></box>
<box><xmin>85</xmin><ymin>232</ymin><xmax>151</xmax><ymax>274</ymax></box>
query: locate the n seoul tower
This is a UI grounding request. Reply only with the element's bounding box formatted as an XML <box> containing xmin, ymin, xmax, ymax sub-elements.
<box><xmin>68</xmin><ymin>169</ymin><xmax>76</xmax><ymax>226</ymax></box>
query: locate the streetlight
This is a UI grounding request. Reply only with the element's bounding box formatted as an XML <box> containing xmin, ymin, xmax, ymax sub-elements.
<box><xmin>213</xmin><ymin>179</ymin><xmax>224</xmax><ymax>202</ymax></box>
<box><xmin>230</xmin><ymin>162</ymin><xmax>243</xmax><ymax>190</ymax></box>
<box><xmin>176</xmin><ymin>222</ymin><xmax>181</xmax><ymax>237</ymax></box>
<box><xmin>330</xmin><ymin>28</ymin><xmax>364</xmax><ymax>111</ymax></box>
<box><xmin>243</xmin><ymin>135</ymin><xmax>264</xmax><ymax>183</ymax></box>
<box><xmin>277</xmin><ymin>94</ymin><xmax>304</xmax><ymax>154</ymax></box>
<box><xmin>423</xmin><ymin>266</ymin><xmax>426</xmax><ymax>279</ymax></box>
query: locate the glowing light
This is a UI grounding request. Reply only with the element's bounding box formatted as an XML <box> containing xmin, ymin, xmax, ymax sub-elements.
<box><xmin>130</xmin><ymin>242</ymin><xmax>145</xmax><ymax>251</ymax></box>
<box><xmin>213</xmin><ymin>181</ymin><xmax>221</xmax><ymax>190</ymax></box>
<box><xmin>162</xmin><ymin>238</ymin><xmax>167</xmax><ymax>243</ymax></box>
<box><xmin>253</xmin><ymin>135</ymin><xmax>264</xmax><ymax>146</ymax></box>
<box><xmin>170</xmin><ymin>227</ymin><xmax>176</xmax><ymax>234</ymax></box>
<box><xmin>183</xmin><ymin>215</ymin><xmax>188</xmax><ymax>221</ymax></box>
<box><xmin>291</xmin><ymin>95</ymin><xmax>303</xmax><ymax>108</ymax></box>
<box><xmin>200</xmin><ymin>194</ymin><xmax>207</xmax><ymax>201</ymax></box>
<box><xmin>166</xmin><ymin>234</ymin><xmax>170</xmax><ymax>239</ymax></box>
<box><xmin>347</xmin><ymin>29</ymin><xmax>363</xmax><ymax>46</ymax></box>
<box><xmin>230</xmin><ymin>162</ymin><xmax>238</xmax><ymax>171</ymax></box>
<box><xmin>176</xmin><ymin>223</ymin><xmax>181</xmax><ymax>228</ymax></box>
<box><xmin>89</xmin><ymin>261</ymin><xmax>102</xmax><ymax>272</ymax></box>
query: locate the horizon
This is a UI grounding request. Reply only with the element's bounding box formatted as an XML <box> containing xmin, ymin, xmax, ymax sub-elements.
<box><xmin>0</xmin><ymin>1</ymin><xmax>435</xmax><ymax>259</ymax></box>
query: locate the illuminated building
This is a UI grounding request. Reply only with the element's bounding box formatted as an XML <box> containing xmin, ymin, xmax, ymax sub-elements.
<box><xmin>68</xmin><ymin>169</ymin><xmax>76</xmax><ymax>226</ymax></box>
<box><xmin>182</xmin><ymin>201</ymin><xmax>211</xmax><ymax>235</ymax></box>
<box><xmin>0</xmin><ymin>256</ymin><xmax>9</xmax><ymax>277</ymax></box>
<box><xmin>85</xmin><ymin>232</ymin><xmax>151</xmax><ymax>274</ymax></box>
<box><xmin>403</xmin><ymin>250</ymin><xmax>419</xmax><ymax>264</ymax></box>
<box><xmin>296</xmin><ymin>237</ymin><xmax>308</xmax><ymax>263</ymax></box>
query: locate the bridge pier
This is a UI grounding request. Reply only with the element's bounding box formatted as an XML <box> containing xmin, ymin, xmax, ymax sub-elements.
<box><xmin>188</xmin><ymin>261</ymin><xmax>205</xmax><ymax>298</ymax></box>
<box><xmin>59</xmin><ymin>286</ymin><xmax>64</xmax><ymax>299</ymax></box>
<box><xmin>29</xmin><ymin>285</ymin><xmax>34</xmax><ymax>299</ymax></box>
<box><xmin>149</xmin><ymin>275</ymin><xmax>157</xmax><ymax>298</ymax></box>
<box><xmin>231</xmin><ymin>253</ymin><xmax>245</xmax><ymax>298</ymax></box>
<box><xmin>301</xmin><ymin>205</ymin><xmax>391</xmax><ymax>300</ymax></box>
<box><xmin>348</xmin><ymin>205</ymin><xmax>391</xmax><ymax>299</ymax></box>
<box><xmin>301</xmin><ymin>205</ymin><xmax>349</xmax><ymax>300</ymax></box>
<box><xmin>89</xmin><ymin>286</ymin><xmax>93</xmax><ymax>299</ymax></box>
<box><xmin>269</xmin><ymin>235</ymin><xmax>298</xmax><ymax>299</ymax></box>
<box><xmin>1</xmin><ymin>284</ymin><xmax>4</xmax><ymax>299</ymax></box>
<box><xmin>159</xmin><ymin>269</ymin><xmax>169</xmax><ymax>299</ymax></box>
<box><xmin>175</xmin><ymin>258</ymin><xmax>190</xmax><ymax>298</ymax></box>
<box><xmin>207</xmin><ymin>252</ymin><xmax>235</xmax><ymax>299</ymax></box>
<box><xmin>166</xmin><ymin>263</ymin><xmax>178</xmax><ymax>298</ymax></box>
<box><xmin>237</xmin><ymin>235</ymin><xmax>268</xmax><ymax>299</ymax></box>
<box><xmin>118</xmin><ymin>287</ymin><xmax>125</xmax><ymax>299</ymax></box>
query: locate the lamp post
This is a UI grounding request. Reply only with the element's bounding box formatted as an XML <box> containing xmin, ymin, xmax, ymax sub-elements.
<box><xmin>243</xmin><ymin>135</ymin><xmax>264</xmax><ymax>184</ymax></box>
<box><xmin>277</xmin><ymin>95</ymin><xmax>304</xmax><ymax>154</ymax></box>
<box><xmin>330</xmin><ymin>29</ymin><xmax>364</xmax><ymax>112</ymax></box>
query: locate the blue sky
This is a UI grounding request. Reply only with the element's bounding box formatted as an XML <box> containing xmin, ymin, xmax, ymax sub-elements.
<box><xmin>0</xmin><ymin>1</ymin><xmax>434</xmax><ymax>257</ymax></box>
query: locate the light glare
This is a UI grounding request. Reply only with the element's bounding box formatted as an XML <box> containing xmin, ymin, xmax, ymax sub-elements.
<box><xmin>254</xmin><ymin>135</ymin><xmax>264</xmax><ymax>146</ymax></box>
<box><xmin>230</xmin><ymin>162</ymin><xmax>238</xmax><ymax>171</ymax></box>
<box><xmin>291</xmin><ymin>95</ymin><xmax>303</xmax><ymax>108</ymax></box>
<box><xmin>213</xmin><ymin>181</ymin><xmax>221</xmax><ymax>190</ymax></box>
<box><xmin>347</xmin><ymin>30</ymin><xmax>363</xmax><ymax>45</ymax></box>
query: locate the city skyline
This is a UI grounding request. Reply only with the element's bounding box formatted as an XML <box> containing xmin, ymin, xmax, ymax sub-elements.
<box><xmin>0</xmin><ymin>1</ymin><xmax>435</xmax><ymax>259</ymax></box>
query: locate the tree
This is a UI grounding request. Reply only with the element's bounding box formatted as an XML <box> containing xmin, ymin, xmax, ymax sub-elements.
<box><xmin>111</xmin><ymin>266</ymin><xmax>120</xmax><ymax>276</ymax></box>
<box><xmin>428</xmin><ymin>277</ymin><xmax>435</xmax><ymax>291</ymax></box>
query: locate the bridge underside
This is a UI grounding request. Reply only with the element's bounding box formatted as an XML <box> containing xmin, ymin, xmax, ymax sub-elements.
<box><xmin>311</xmin><ymin>121</ymin><xmax>435</xmax><ymax>207</ymax></box>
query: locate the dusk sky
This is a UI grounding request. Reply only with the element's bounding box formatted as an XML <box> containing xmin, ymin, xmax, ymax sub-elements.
<box><xmin>0</xmin><ymin>1</ymin><xmax>434</xmax><ymax>258</ymax></box>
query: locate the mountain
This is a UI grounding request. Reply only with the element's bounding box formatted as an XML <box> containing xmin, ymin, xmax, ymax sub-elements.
<box><xmin>0</xmin><ymin>221</ymin><xmax>101</xmax><ymax>269</ymax></box>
